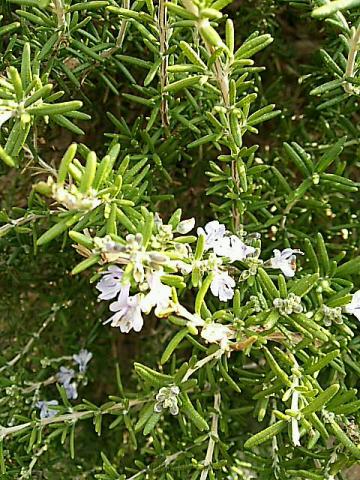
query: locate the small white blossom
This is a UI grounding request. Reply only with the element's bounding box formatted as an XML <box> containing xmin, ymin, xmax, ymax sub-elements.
<box><xmin>210</xmin><ymin>271</ymin><xmax>235</xmax><ymax>301</ymax></box>
<box><xmin>0</xmin><ymin>109</ymin><xmax>14</xmax><ymax>127</ymax></box>
<box><xmin>197</xmin><ymin>220</ymin><xmax>226</xmax><ymax>250</ymax></box>
<box><xmin>201</xmin><ymin>322</ymin><xmax>234</xmax><ymax>350</ymax></box>
<box><xmin>126</xmin><ymin>233</ymin><xmax>145</xmax><ymax>283</ymax></box>
<box><xmin>105</xmin><ymin>285</ymin><xmax>144</xmax><ymax>333</ymax></box>
<box><xmin>214</xmin><ymin>235</ymin><xmax>255</xmax><ymax>262</ymax></box>
<box><xmin>141</xmin><ymin>272</ymin><xmax>172</xmax><ymax>316</ymax></box>
<box><xmin>345</xmin><ymin>290</ymin><xmax>360</xmax><ymax>321</ymax></box>
<box><xmin>176</xmin><ymin>217</ymin><xmax>195</xmax><ymax>234</ymax></box>
<box><xmin>269</xmin><ymin>248</ymin><xmax>303</xmax><ymax>277</ymax></box>
<box><xmin>73</xmin><ymin>349</ymin><xmax>93</xmax><ymax>373</ymax></box>
<box><xmin>174</xmin><ymin>259</ymin><xmax>192</xmax><ymax>275</ymax></box>
<box><xmin>52</xmin><ymin>183</ymin><xmax>101</xmax><ymax>211</ymax></box>
<box><xmin>154</xmin><ymin>386</ymin><xmax>180</xmax><ymax>415</ymax></box>
<box><xmin>96</xmin><ymin>266</ymin><xmax>125</xmax><ymax>300</ymax></box>
<box><xmin>36</xmin><ymin>400</ymin><xmax>59</xmax><ymax>419</ymax></box>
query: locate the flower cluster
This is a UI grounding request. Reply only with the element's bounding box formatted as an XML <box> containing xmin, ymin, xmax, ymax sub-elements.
<box><xmin>154</xmin><ymin>386</ymin><xmax>180</xmax><ymax>416</ymax></box>
<box><xmin>96</xmin><ymin>264</ymin><xmax>172</xmax><ymax>334</ymax></box>
<box><xmin>321</xmin><ymin>305</ymin><xmax>343</xmax><ymax>326</ymax></box>
<box><xmin>36</xmin><ymin>176</ymin><xmax>102</xmax><ymax>212</ymax></box>
<box><xmin>273</xmin><ymin>293</ymin><xmax>303</xmax><ymax>315</ymax></box>
<box><xmin>93</xmin><ymin>217</ymin><xmax>305</xmax><ymax>338</ymax></box>
<box><xmin>57</xmin><ymin>349</ymin><xmax>92</xmax><ymax>400</ymax></box>
<box><xmin>35</xmin><ymin>350</ymin><xmax>92</xmax><ymax>419</ymax></box>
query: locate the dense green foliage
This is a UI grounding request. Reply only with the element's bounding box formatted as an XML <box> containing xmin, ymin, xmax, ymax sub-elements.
<box><xmin>0</xmin><ymin>0</ymin><xmax>359</xmax><ymax>478</ymax></box>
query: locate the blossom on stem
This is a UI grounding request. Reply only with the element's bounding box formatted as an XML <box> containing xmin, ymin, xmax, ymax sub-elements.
<box><xmin>154</xmin><ymin>386</ymin><xmax>180</xmax><ymax>416</ymax></box>
<box><xmin>176</xmin><ymin>217</ymin><xmax>195</xmax><ymax>234</ymax></box>
<box><xmin>214</xmin><ymin>235</ymin><xmax>255</xmax><ymax>262</ymax></box>
<box><xmin>57</xmin><ymin>367</ymin><xmax>78</xmax><ymax>400</ymax></box>
<box><xmin>52</xmin><ymin>183</ymin><xmax>101</xmax><ymax>211</ymax></box>
<box><xmin>96</xmin><ymin>265</ymin><xmax>125</xmax><ymax>300</ymax></box>
<box><xmin>0</xmin><ymin>109</ymin><xmax>14</xmax><ymax>127</ymax></box>
<box><xmin>273</xmin><ymin>293</ymin><xmax>303</xmax><ymax>315</ymax></box>
<box><xmin>210</xmin><ymin>270</ymin><xmax>235</xmax><ymax>301</ymax></box>
<box><xmin>345</xmin><ymin>290</ymin><xmax>360</xmax><ymax>321</ymax></box>
<box><xmin>105</xmin><ymin>285</ymin><xmax>144</xmax><ymax>333</ymax></box>
<box><xmin>197</xmin><ymin>220</ymin><xmax>226</xmax><ymax>250</ymax></box>
<box><xmin>269</xmin><ymin>248</ymin><xmax>303</xmax><ymax>277</ymax></box>
<box><xmin>57</xmin><ymin>366</ymin><xmax>75</xmax><ymax>386</ymax></box>
<box><xmin>141</xmin><ymin>272</ymin><xmax>172</xmax><ymax>316</ymax></box>
<box><xmin>36</xmin><ymin>400</ymin><xmax>59</xmax><ymax>419</ymax></box>
<box><xmin>64</xmin><ymin>382</ymin><xmax>78</xmax><ymax>400</ymax></box>
<box><xmin>73</xmin><ymin>349</ymin><xmax>93</xmax><ymax>373</ymax></box>
<box><xmin>201</xmin><ymin>322</ymin><xmax>234</xmax><ymax>350</ymax></box>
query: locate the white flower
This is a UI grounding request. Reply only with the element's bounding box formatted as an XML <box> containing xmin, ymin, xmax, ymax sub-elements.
<box><xmin>214</xmin><ymin>235</ymin><xmax>255</xmax><ymax>262</ymax></box>
<box><xmin>96</xmin><ymin>266</ymin><xmax>125</xmax><ymax>300</ymax></box>
<box><xmin>105</xmin><ymin>285</ymin><xmax>144</xmax><ymax>333</ymax></box>
<box><xmin>201</xmin><ymin>322</ymin><xmax>234</xmax><ymax>350</ymax></box>
<box><xmin>176</xmin><ymin>218</ymin><xmax>195</xmax><ymax>234</ymax></box>
<box><xmin>210</xmin><ymin>271</ymin><xmax>235</xmax><ymax>301</ymax></box>
<box><xmin>0</xmin><ymin>109</ymin><xmax>14</xmax><ymax>127</ymax></box>
<box><xmin>36</xmin><ymin>400</ymin><xmax>59</xmax><ymax>419</ymax></box>
<box><xmin>345</xmin><ymin>290</ymin><xmax>360</xmax><ymax>321</ymax></box>
<box><xmin>73</xmin><ymin>349</ymin><xmax>93</xmax><ymax>373</ymax></box>
<box><xmin>269</xmin><ymin>248</ymin><xmax>303</xmax><ymax>277</ymax></box>
<box><xmin>52</xmin><ymin>184</ymin><xmax>101</xmax><ymax>211</ymax></box>
<box><xmin>197</xmin><ymin>220</ymin><xmax>226</xmax><ymax>250</ymax></box>
<box><xmin>174</xmin><ymin>260</ymin><xmax>192</xmax><ymax>275</ymax></box>
<box><xmin>141</xmin><ymin>272</ymin><xmax>172</xmax><ymax>317</ymax></box>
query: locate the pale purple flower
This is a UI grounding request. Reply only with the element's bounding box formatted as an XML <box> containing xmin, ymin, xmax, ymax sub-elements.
<box><xmin>64</xmin><ymin>382</ymin><xmax>78</xmax><ymax>400</ymax></box>
<box><xmin>36</xmin><ymin>400</ymin><xmax>59</xmax><ymax>419</ymax></box>
<box><xmin>345</xmin><ymin>290</ymin><xmax>360</xmax><ymax>321</ymax></box>
<box><xmin>104</xmin><ymin>285</ymin><xmax>144</xmax><ymax>333</ymax></box>
<box><xmin>57</xmin><ymin>366</ymin><xmax>75</xmax><ymax>386</ymax></box>
<box><xmin>57</xmin><ymin>366</ymin><xmax>78</xmax><ymax>399</ymax></box>
<box><xmin>96</xmin><ymin>265</ymin><xmax>125</xmax><ymax>300</ymax></box>
<box><xmin>197</xmin><ymin>220</ymin><xmax>226</xmax><ymax>250</ymax></box>
<box><xmin>269</xmin><ymin>248</ymin><xmax>303</xmax><ymax>277</ymax></box>
<box><xmin>141</xmin><ymin>272</ymin><xmax>172</xmax><ymax>316</ymax></box>
<box><xmin>73</xmin><ymin>349</ymin><xmax>93</xmax><ymax>373</ymax></box>
<box><xmin>214</xmin><ymin>235</ymin><xmax>255</xmax><ymax>262</ymax></box>
<box><xmin>210</xmin><ymin>271</ymin><xmax>235</xmax><ymax>301</ymax></box>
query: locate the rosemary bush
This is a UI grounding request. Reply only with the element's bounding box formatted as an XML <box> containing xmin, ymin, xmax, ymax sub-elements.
<box><xmin>0</xmin><ymin>0</ymin><xmax>360</xmax><ymax>478</ymax></box>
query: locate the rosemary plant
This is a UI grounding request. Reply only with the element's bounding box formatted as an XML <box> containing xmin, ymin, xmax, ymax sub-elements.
<box><xmin>0</xmin><ymin>0</ymin><xmax>359</xmax><ymax>479</ymax></box>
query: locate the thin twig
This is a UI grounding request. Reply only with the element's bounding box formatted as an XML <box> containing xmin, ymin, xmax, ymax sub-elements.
<box><xmin>200</xmin><ymin>392</ymin><xmax>221</xmax><ymax>480</ymax></box>
<box><xmin>0</xmin><ymin>399</ymin><xmax>144</xmax><ymax>441</ymax></box>
<box><xmin>159</xmin><ymin>0</ymin><xmax>170</xmax><ymax>133</ymax></box>
<box><xmin>101</xmin><ymin>0</ymin><xmax>130</xmax><ymax>59</ymax></box>
<box><xmin>0</xmin><ymin>311</ymin><xmax>56</xmax><ymax>373</ymax></box>
<box><xmin>181</xmin><ymin>349</ymin><xmax>223</xmax><ymax>383</ymax></box>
